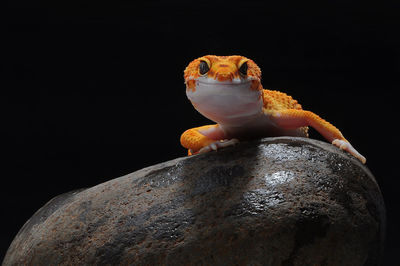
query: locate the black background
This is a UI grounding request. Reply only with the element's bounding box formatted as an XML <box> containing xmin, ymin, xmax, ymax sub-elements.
<box><xmin>4</xmin><ymin>0</ymin><xmax>399</xmax><ymax>264</ymax></box>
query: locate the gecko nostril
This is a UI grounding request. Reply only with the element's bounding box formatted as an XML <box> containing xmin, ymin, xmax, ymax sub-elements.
<box><xmin>215</xmin><ymin>72</ymin><xmax>234</xmax><ymax>82</ymax></box>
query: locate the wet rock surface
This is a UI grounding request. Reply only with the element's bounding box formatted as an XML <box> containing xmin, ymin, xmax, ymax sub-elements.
<box><xmin>3</xmin><ymin>137</ymin><xmax>385</xmax><ymax>265</ymax></box>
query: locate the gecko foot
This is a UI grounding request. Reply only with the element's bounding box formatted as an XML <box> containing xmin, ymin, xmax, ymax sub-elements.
<box><xmin>332</xmin><ymin>139</ymin><xmax>366</xmax><ymax>164</ymax></box>
<box><xmin>198</xmin><ymin>139</ymin><xmax>239</xmax><ymax>154</ymax></box>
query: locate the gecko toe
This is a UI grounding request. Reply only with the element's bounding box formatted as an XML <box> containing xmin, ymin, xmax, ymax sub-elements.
<box><xmin>198</xmin><ymin>139</ymin><xmax>240</xmax><ymax>154</ymax></box>
<box><xmin>211</xmin><ymin>143</ymin><xmax>218</xmax><ymax>151</ymax></box>
<box><xmin>332</xmin><ymin>139</ymin><xmax>366</xmax><ymax>164</ymax></box>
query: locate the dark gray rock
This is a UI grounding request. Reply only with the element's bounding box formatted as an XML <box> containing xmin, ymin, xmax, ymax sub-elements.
<box><xmin>3</xmin><ymin>137</ymin><xmax>385</xmax><ymax>266</ymax></box>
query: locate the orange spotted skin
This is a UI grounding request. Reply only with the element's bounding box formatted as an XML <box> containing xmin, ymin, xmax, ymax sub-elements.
<box><xmin>262</xmin><ymin>89</ymin><xmax>302</xmax><ymax>111</ymax></box>
<box><xmin>181</xmin><ymin>55</ymin><xmax>366</xmax><ymax>164</ymax></box>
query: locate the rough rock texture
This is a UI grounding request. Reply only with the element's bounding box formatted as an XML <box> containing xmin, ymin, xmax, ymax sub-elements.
<box><xmin>3</xmin><ymin>137</ymin><xmax>385</xmax><ymax>266</ymax></box>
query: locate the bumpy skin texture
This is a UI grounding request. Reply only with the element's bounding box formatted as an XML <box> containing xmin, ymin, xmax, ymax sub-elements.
<box><xmin>180</xmin><ymin>55</ymin><xmax>366</xmax><ymax>164</ymax></box>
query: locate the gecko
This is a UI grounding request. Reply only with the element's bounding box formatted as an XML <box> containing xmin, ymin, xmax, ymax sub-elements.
<box><xmin>180</xmin><ymin>55</ymin><xmax>366</xmax><ymax>164</ymax></box>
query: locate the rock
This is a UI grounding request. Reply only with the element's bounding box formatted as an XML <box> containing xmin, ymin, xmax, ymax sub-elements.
<box><xmin>3</xmin><ymin>137</ymin><xmax>385</xmax><ymax>266</ymax></box>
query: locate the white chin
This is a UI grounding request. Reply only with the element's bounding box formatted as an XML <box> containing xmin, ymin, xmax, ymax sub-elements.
<box><xmin>186</xmin><ymin>78</ymin><xmax>262</xmax><ymax>126</ymax></box>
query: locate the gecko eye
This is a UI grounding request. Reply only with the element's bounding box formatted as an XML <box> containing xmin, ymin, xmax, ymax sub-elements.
<box><xmin>199</xmin><ymin>61</ymin><xmax>210</xmax><ymax>75</ymax></box>
<box><xmin>239</xmin><ymin>62</ymin><xmax>248</xmax><ymax>76</ymax></box>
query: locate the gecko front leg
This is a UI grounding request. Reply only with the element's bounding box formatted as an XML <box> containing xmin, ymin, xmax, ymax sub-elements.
<box><xmin>180</xmin><ymin>124</ymin><xmax>238</xmax><ymax>155</ymax></box>
<box><xmin>269</xmin><ymin>109</ymin><xmax>367</xmax><ymax>164</ymax></box>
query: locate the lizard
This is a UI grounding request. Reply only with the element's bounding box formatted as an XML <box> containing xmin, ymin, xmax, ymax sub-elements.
<box><xmin>180</xmin><ymin>55</ymin><xmax>366</xmax><ymax>164</ymax></box>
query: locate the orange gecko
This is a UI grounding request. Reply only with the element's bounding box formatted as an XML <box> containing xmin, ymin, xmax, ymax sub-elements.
<box><xmin>180</xmin><ymin>55</ymin><xmax>366</xmax><ymax>164</ymax></box>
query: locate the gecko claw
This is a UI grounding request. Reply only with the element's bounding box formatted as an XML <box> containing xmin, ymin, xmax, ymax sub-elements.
<box><xmin>332</xmin><ymin>139</ymin><xmax>366</xmax><ymax>164</ymax></box>
<box><xmin>198</xmin><ymin>139</ymin><xmax>239</xmax><ymax>154</ymax></box>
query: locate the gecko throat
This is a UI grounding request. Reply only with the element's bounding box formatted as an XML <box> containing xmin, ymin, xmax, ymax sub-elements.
<box><xmin>186</xmin><ymin>77</ymin><xmax>263</xmax><ymax>127</ymax></box>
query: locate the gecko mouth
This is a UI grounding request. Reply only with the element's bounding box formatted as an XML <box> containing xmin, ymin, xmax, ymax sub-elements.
<box><xmin>196</xmin><ymin>75</ymin><xmax>254</xmax><ymax>85</ymax></box>
<box><xmin>194</xmin><ymin>77</ymin><xmax>254</xmax><ymax>96</ymax></box>
<box><xmin>197</xmin><ymin>79</ymin><xmax>251</xmax><ymax>85</ymax></box>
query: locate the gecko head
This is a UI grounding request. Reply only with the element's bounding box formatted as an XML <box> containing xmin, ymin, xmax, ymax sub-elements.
<box><xmin>183</xmin><ymin>55</ymin><xmax>263</xmax><ymax>126</ymax></box>
<box><xmin>184</xmin><ymin>55</ymin><xmax>262</xmax><ymax>92</ymax></box>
